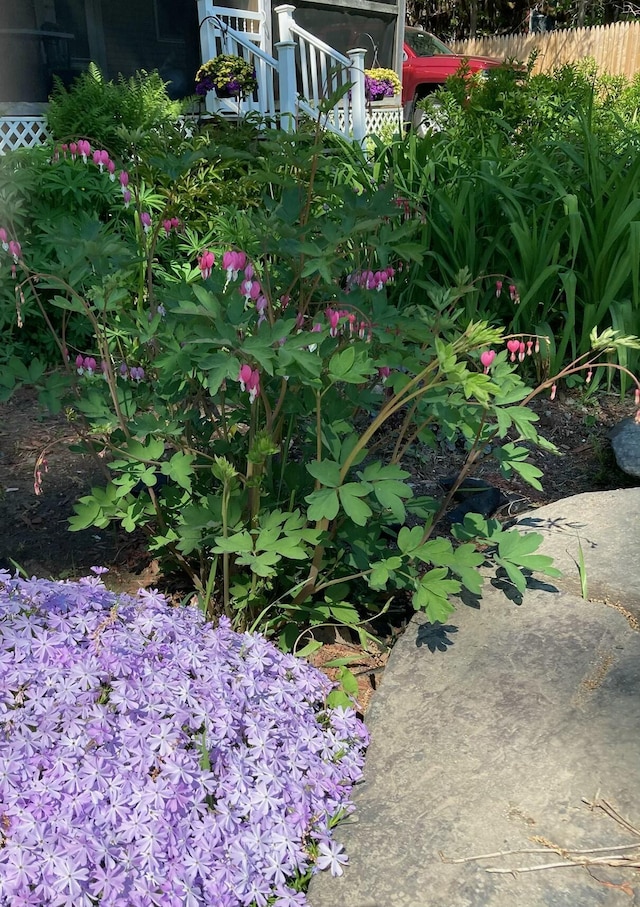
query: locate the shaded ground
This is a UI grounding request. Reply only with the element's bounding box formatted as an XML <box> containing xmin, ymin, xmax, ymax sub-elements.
<box><xmin>0</xmin><ymin>384</ymin><xmax>637</xmax><ymax>601</ymax></box>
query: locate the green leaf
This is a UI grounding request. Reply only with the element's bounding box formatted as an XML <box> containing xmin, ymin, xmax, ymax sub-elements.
<box><xmin>306</xmin><ymin>487</ymin><xmax>340</xmax><ymax>521</ymax></box>
<box><xmin>338</xmin><ymin>484</ymin><xmax>372</xmax><ymax>526</ymax></box>
<box><xmin>329</xmin><ymin>602</ymin><xmax>361</xmax><ymax>624</ymax></box>
<box><xmin>412</xmin><ymin>567</ymin><xmax>461</xmax><ymax>622</ymax></box>
<box><xmin>295</xmin><ymin>639</ymin><xmax>324</xmax><ymax>658</ymax></box>
<box><xmin>336</xmin><ymin>666</ymin><xmax>359</xmax><ymax>697</ymax></box>
<box><xmin>328</xmin><ymin>346</ymin><xmax>356</xmax><ymax>380</ymax></box>
<box><xmin>397</xmin><ymin>525</ymin><xmax>424</xmax><ymax>555</ymax></box>
<box><xmin>306</xmin><ymin>459</ymin><xmax>341</xmax><ymax>487</ymax></box>
<box><xmin>373</xmin><ymin>480</ymin><xmax>412</xmax><ymax>522</ymax></box>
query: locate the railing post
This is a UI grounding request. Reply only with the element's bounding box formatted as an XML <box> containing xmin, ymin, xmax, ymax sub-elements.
<box><xmin>275</xmin><ymin>4</ymin><xmax>296</xmax><ymax>43</ymax></box>
<box><xmin>348</xmin><ymin>48</ymin><xmax>367</xmax><ymax>144</ymax></box>
<box><xmin>276</xmin><ymin>40</ymin><xmax>297</xmax><ymax>132</ymax></box>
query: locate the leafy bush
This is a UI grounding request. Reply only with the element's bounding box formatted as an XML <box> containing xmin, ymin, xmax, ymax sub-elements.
<box><xmin>47</xmin><ymin>63</ymin><xmax>187</xmax><ymax>158</ymax></box>
<box><xmin>372</xmin><ymin>62</ymin><xmax>640</xmax><ymax>386</ymax></box>
<box><xmin>0</xmin><ymin>570</ymin><xmax>368</xmax><ymax>905</ymax></box>
<box><xmin>1</xmin><ymin>130</ymin><xmax>575</xmax><ymax>646</ymax></box>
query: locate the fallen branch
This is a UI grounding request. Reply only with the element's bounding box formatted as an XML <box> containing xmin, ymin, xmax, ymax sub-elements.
<box><xmin>440</xmin><ymin>798</ymin><xmax>640</xmax><ymax>879</ymax></box>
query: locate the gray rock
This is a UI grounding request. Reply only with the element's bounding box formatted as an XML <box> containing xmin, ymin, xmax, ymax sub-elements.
<box><xmin>307</xmin><ymin>490</ymin><xmax>640</xmax><ymax>907</ymax></box>
<box><xmin>609</xmin><ymin>416</ymin><xmax>640</xmax><ymax>477</ymax></box>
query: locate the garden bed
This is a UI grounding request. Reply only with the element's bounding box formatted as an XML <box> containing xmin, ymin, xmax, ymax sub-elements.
<box><xmin>1</xmin><ymin>384</ymin><xmax>635</xmax><ymax>600</ymax></box>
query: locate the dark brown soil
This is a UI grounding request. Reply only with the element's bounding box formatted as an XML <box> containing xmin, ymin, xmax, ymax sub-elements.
<box><xmin>0</xmin><ymin>385</ymin><xmax>637</xmax><ymax>588</ymax></box>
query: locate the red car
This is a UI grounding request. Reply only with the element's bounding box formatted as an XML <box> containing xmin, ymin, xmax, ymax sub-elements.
<box><xmin>402</xmin><ymin>27</ymin><xmax>503</xmax><ymax>128</ymax></box>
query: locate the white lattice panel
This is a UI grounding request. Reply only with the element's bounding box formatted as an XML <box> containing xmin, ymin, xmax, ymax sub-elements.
<box><xmin>331</xmin><ymin>102</ymin><xmax>404</xmax><ymax>138</ymax></box>
<box><xmin>0</xmin><ymin>117</ymin><xmax>49</xmax><ymax>154</ymax></box>
<box><xmin>366</xmin><ymin>106</ymin><xmax>404</xmax><ymax>136</ymax></box>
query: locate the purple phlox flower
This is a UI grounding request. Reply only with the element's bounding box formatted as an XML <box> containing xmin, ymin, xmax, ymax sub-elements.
<box><xmin>274</xmin><ymin>887</ymin><xmax>307</xmax><ymax>907</ymax></box>
<box><xmin>0</xmin><ymin>576</ymin><xmax>368</xmax><ymax>906</ymax></box>
<box><xmin>198</xmin><ymin>249</ymin><xmax>215</xmax><ymax>280</ymax></box>
<box><xmin>315</xmin><ymin>839</ymin><xmax>349</xmax><ymax>876</ymax></box>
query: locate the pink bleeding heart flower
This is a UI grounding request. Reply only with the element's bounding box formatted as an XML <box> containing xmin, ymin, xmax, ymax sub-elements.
<box><xmin>8</xmin><ymin>240</ymin><xmax>21</xmax><ymax>262</ymax></box>
<box><xmin>0</xmin><ymin>228</ymin><xmax>8</xmax><ymax>251</ymax></box>
<box><xmin>238</xmin><ymin>364</ymin><xmax>253</xmax><ymax>391</ymax></box>
<box><xmin>68</xmin><ymin>142</ymin><xmax>77</xmax><ymax>159</ymax></box>
<box><xmin>123</xmin><ymin>189</ymin><xmax>131</xmax><ymax>208</ymax></box>
<box><xmin>240</xmin><ymin>278</ymin><xmax>260</xmax><ymax>303</ymax></box>
<box><xmin>162</xmin><ymin>219</ymin><xmax>173</xmax><ymax>234</ymax></box>
<box><xmin>107</xmin><ymin>159</ymin><xmax>116</xmax><ymax>179</ymax></box>
<box><xmin>506</xmin><ymin>339</ymin><xmax>520</xmax><ymax>362</ymax></box>
<box><xmin>222</xmin><ymin>250</ymin><xmax>247</xmax><ymax>282</ymax></box>
<box><xmin>246</xmin><ymin>368</ymin><xmax>260</xmax><ymax>403</ymax></box>
<box><xmin>518</xmin><ymin>340</ymin><xmax>526</xmax><ymax>362</ymax></box>
<box><xmin>326</xmin><ymin>307</ymin><xmax>340</xmax><ymax>337</ymax></box>
<box><xmin>84</xmin><ymin>357</ymin><xmax>97</xmax><ymax>375</ymax></box>
<box><xmin>495</xmin><ymin>280</ymin><xmax>503</xmax><ymax>297</ymax></box>
<box><xmin>480</xmin><ymin>350</ymin><xmax>496</xmax><ymax>373</ymax></box>
<box><xmin>75</xmin><ymin>354</ymin><xmax>85</xmax><ymax>374</ymax></box>
<box><xmin>77</xmin><ymin>140</ymin><xmax>91</xmax><ymax>162</ymax></box>
<box><xmin>139</xmin><ymin>212</ymin><xmax>152</xmax><ymax>234</ymax></box>
<box><xmin>198</xmin><ymin>250</ymin><xmax>215</xmax><ymax>280</ymax></box>
<box><xmin>119</xmin><ymin>171</ymin><xmax>129</xmax><ymax>193</ymax></box>
<box><xmin>92</xmin><ymin>149</ymin><xmax>109</xmax><ymax>171</ymax></box>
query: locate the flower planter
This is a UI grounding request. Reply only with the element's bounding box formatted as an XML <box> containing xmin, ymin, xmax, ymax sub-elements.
<box><xmin>215</xmin><ymin>84</ymin><xmax>242</xmax><ymax>99</ymax></box>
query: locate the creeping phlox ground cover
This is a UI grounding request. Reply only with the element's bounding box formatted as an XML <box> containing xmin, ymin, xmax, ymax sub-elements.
<box><xmin>0</xmin><ymin>571</ymin><xmax>368</xmax><ymax>907</ymax></box>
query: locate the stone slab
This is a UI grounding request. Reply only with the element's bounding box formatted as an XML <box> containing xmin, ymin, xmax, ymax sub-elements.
<box><xmin>308</xmin><ymin>492</ymin><xmax>640</xmax><ymax>907</ymax></box>
<box><xmin>517</xmin><ymin>488</ymin><xmax>640</xmax><ymax>619</ymax></box>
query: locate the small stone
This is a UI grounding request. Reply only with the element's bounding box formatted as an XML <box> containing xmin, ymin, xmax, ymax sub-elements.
<box><xmin>609</xmin><ymin>417</ymin><xmax>640</xmax><ymax>477</ymax></box>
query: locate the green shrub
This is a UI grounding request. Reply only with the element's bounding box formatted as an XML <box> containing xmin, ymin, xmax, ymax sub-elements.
<box><xmin>2</xmin><ymin>130</ymin><xmax>579</xmax><ymax>646</ymax></box>
<box><xmin>47</xmin><ymin>63</ymin><xmax>187</xmax><ymax>158</ymax></box>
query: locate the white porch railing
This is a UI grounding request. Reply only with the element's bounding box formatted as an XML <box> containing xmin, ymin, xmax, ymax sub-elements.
<box><xmin>0</xmin><ymin>117</ymin><xmax>49</xmax><ymax>154</ymax></box>
<box><xmin>197</xmin><ymin>1</ymin><xmax>369</xmax><ymax>143</ymax></box>
<box><xmin>275</xmin><ymin>4</ymin><xmax>366</xmax><ymax>143</ymax></box>
<box><xmin>197</xmin><ymin>2</ymin><xmax>283</xmax><ymax>123</ymax></box>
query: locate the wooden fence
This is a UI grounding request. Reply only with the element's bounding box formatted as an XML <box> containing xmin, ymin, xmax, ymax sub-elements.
<box><xmin>452</xmin><ymin>21</ymin><xmax>640</xmax><ymax>79</ymax></box>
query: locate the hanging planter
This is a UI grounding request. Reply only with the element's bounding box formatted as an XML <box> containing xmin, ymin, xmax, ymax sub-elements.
<box><xmin>214</xmin><ymin>84</ymin><xmax>242</xmax><ymax>99</ymax></box>
<box><xmin>364</xmin><ymin>68</ymin><xmax>402</xmax><ymax>102</ymax></box>
<box><xmin>195</xmin><ymin>54</ymin><xmax>258</xmax><ymax>100</ymax></box>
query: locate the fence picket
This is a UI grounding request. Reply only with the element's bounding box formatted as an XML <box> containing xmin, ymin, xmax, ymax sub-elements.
<box><xmin>453</xmin><ymin>21</ymin><xmax>640</xmax><ymax>78</ymax></box>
